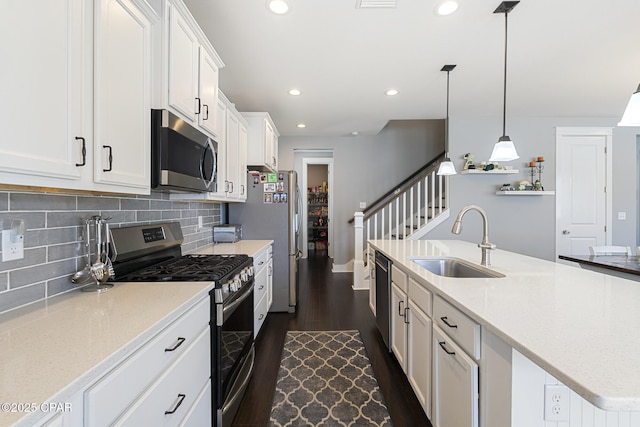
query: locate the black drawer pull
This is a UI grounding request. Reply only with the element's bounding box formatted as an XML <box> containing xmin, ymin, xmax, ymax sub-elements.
<box><xmin>195</xmin><ymin>97</ymin><xmax>201</xmax><ymax>115</ymax></box>
<box><xmin>258</xmin><ymin>314</ymin><xmax>265</xmax><ymax>320</ymax></box>
<box><xmin>164</xmin><ymin>337</ymin><xmax>186</xmax><ymax>352</ymax></box>
<box><xmin>398</xmin><ymin>300</ymin><xmax>404</xmax><ymax>316</ymax></box>
<box><xmin>103</xmin><ymin>145</ymin><xmax>113</xmax><ymax>172</ymax></box>
<box><xmin>203</xmin><ymin>104</ymin><xmax>209</xmax><ymax>120</ymax></box>
<box><xmin>439</xmin><ymin>341</ymin><xmax>455</xmax><ymax>356</ymax></box>
<box><xmin>258</xmin><ymin>285</ymin><xmax>264</xmax><ymax>290</ymax></box>
<box><xmin>440</xmin><ymin>316</ymin><xmax>458</xmax><ymax>329</ymax></box>
<box><xmin>75</xmin><ymin>137</ymin><xmax>86</xmax><ymax>167</ymax></box>
<box><xmin>164</xmin><ymin>393</ymin><xmax>186</xmax><ymax>415</ymax></box>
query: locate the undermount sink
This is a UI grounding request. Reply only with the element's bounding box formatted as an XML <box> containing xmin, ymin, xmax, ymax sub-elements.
<box><xmin>411</xmin><ymin>257</ymin><xmax>505</xmax><ymax>278</ymax></box>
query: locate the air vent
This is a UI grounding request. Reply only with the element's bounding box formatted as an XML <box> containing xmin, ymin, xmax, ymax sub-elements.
<box><xmin>356</xmin><ymin>0</ymin><xmax>397</xmax><ymax>8</ymax></box>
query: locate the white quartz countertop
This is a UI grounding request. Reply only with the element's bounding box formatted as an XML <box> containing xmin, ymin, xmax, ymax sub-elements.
<box><xmin>369</xmin><ymin>239</ymin><xmax>640</xmax><ymax>412</ymax></box>
<box><xmin>0</xmin><ymin>281</ymin><xmax>213</xmax><ymax>427</ymax></box>
<box><xmin>194</xmin><ymin>240</ymin><xmax>273</xmax><ymax>257</ymax></box>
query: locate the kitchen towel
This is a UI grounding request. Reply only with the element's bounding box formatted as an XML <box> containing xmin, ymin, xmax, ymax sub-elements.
<box><xmin>269</xmin><ymin>330</ymin><xmax>393</xmax><ymax>426</ymax></box>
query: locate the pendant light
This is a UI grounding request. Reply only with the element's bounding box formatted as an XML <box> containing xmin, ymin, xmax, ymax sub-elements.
<box><xmin>437</xmin><ymin>64</ymin><xmax>458</xmax><ymax>176</ymax></box>
<box><xmin>489</xmin><ymin>1</ymin><xmax>520</xmax><ymax>162</ymax></box>
<box><xmin>618</xmin><ymin>83</ymin><xmax>640</xmax><ymax>126</ymax></box>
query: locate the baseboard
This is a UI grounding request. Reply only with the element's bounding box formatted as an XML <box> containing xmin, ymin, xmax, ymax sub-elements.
<box><xmin>332</xmin><ymin>259</ymin><xmax>353</xmax><ymax>273</ymax></box>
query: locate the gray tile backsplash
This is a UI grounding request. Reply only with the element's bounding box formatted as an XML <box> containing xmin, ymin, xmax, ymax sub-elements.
<box><xmin>0</xmin><ymin>190</ymin><xmax>222</xmax><ymax>314</ymax></box>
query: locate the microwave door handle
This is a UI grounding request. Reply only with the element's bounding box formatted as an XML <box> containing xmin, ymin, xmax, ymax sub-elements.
<box><xmin>201</xmin><ymin>139</ymin><xmax>216</xmax><ymax>190</ymax></box>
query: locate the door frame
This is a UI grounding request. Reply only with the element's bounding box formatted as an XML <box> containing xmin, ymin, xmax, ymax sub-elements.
<box><xmin>301</xmin><ymin>157</ymin><xmax>334</xmax><ymax>259</ymax></box>
<box><xmin>555</xmin><ymin>126</ymin><xmax>613</xmax><ymax>259</ymax></box>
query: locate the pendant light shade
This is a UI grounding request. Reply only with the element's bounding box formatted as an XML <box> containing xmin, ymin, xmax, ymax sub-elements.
<box><xmin>489</xmin><ymin>1</ymin><xmax>520</xmax><ymax>162</ymax></box>
<box><xmin>437</xmin><ymin>64</ymin><xmax>458</xmax><ymax>176</ymax></box>
<box><xmin>618</xmin><ymin>83</ymin><xmax>640</xmax><ymax>127</ymax></box>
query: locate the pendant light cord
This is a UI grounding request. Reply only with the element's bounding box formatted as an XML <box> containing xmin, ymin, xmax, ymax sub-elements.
<box><xmin>502</xmin><ymin>11</ymin><xmax>508</xmax><ymax>138</ymax></box>
<box><xmin>446</xmin><ymin>70</ymin><xmax>450</xmax><ymax>151</ymax></box>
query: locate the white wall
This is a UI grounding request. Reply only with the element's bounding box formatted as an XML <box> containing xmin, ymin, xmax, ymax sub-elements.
<box><xmin>426</xmin><ymin>116</ymin><xmax>639</xmax><ymax>261</ymax></box>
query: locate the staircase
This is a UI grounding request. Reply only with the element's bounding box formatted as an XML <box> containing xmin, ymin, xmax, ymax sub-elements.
<box><xmin>351</xmin><ymin>153</ymin><xmax>450</xmax><ymax>289</ymax></box>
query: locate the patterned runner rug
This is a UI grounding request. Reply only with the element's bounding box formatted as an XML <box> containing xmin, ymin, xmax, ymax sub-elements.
<box><xmin>269</xmin><ymin>330</ymin><xmax>393</xmax><ymax>426</ymax></box>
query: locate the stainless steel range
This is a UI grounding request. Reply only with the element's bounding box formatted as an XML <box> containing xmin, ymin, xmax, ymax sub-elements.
<box><xmin>108</xmin><ymin>222</ymin><xmax>255</xmax><ymax>427</ymax></box>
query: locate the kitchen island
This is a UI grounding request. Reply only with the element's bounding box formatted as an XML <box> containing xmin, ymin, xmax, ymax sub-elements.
<box><xmin>370</xmin><ymin>239</ymin><xmax>640</xmax><ymax>425</ymax></box>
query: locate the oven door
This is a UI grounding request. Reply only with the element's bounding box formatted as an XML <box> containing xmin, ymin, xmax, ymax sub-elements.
<box><xmin>214</xmin><ymin>280</ymin><xmax>255</xmax><ymax>426</ymax></box>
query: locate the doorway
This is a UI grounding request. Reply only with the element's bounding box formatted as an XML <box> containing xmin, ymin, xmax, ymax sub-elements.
<box><xmin>555</xmin><ymin>127</ymin><xmax>612</xmax><ymax>260</ymax></box>
<box><xmin>299</xmin><ymin>156</ymin><xmax>334</xmax><ymax>259</ymax></box>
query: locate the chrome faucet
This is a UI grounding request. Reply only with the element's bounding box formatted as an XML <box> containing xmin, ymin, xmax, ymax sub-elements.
<box><xmin>451</xmin><ymin>205</ymin><xmax>496</xmax><ymax>267</ymax></box>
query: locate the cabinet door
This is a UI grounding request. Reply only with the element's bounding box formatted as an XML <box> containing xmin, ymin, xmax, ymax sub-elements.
<box><xmin>0</xmin><ymin>0</ymin><xmax>88</xmax><ymax>183</ymax></box>
<box><xmin>267</xmin><ymin>258</ymin><xmax>273</xmax><ymax>308</ymax></box>
<box><xmin>225</xmin><ymin>110</ymin><xmax>240</xmax><ymax>198</ymax></box>
<box><xmin>432</xmin><ymin>325</ymin><xmax>479</xmax><ymax>427</ymax></box>
<box><xmin>237</xmin><ymin>122</ymin><xmax>248</xmax><ymax>201</ymax></box>
<box><xmin>179</xmin><ymin>380</ymin><xmax>211</xmax><ymax>427</ymax></box>
<box><xmin>198</xmin><ymin>47</ymin><xmax>219</xmax><ymax>136</ymax></box>
<box><xmin>407</xmin><ymin>300</ymin><xmax>432</xmax><ymax>417</ymax></box>
<box><xmin>168</xmin><ymin>5</ymin><xmax>198</xmax><ymax>121</ymax></box>
<box><xmin>390</xmin><ymin>282</ymin><xmax>407</xmax><ymax>371</ymax></box>
<box><xmin>205</xmin><ymin>97</ymin><xmax>227</xmax><ymax>199</ymax></box>
<box><xmin>93</xmin><ymin>0</ymin><xmax>151</xmax><ymax>191</ymax></box>
<box><xmin>265</xmin><ymin>119</ymin><xmax>276</xmax><ymax>169</ymax></box>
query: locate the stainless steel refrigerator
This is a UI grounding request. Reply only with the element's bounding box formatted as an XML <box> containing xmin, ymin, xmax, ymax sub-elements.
<box><xmin>229</xmin><ymin>170</ymin><xmax>301</xmax><ymax>313</ymax></box>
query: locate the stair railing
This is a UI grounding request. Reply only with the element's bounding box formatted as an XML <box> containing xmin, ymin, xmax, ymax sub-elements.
<box><xmin>352</xmin><ymin>152</ymin><xmax>450</xmax><ymax>289</ymax></box>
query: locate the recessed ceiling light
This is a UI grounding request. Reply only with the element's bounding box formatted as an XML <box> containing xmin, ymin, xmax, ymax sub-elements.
<box><xmin>297</xmin><ymin>123</ymin><xmax>306</xmax><ymax>128</ymax></box>
<box><xmin>436</xmin><ymin>0</ymin><xmax>459</xmax><ymax>16</ymax></box>
<box><xmin>267</xmin><ymin>0</ymin><xmax>289</xmax><ymax>14</ymax></box>
<box><xmin>351</xmin><ymin>131</ymin><xmax>359</xmax><ymax>136</ymax></box>
<box><xmin>289</xmin><ymin>89</ymin><xmax>301</xmax><ymax>96</ymax></box>
<box><xmin>385</xmin><ymin>89</ymin><xmax>399</xmax><ymax>96</ymax></box>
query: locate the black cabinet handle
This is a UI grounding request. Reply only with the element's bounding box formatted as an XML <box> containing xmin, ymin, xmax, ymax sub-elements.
<box><xmin>203</xmin><ymin>104</ymin><xmax>209</xmax><ymax>120</ymax></box>
<box><xmin>75</xmin><ymin>137</ymin><xmax>86</xmax><ymax>167</ymax></box>
<box><xmin>164</xmin><ymin>394</ymin><xmax>186</xmax><ymax>415</ymax></box>
<box><xmin>195</xmin><ymin>97</ymin><xmax>201</xmax><ymax>115</ymax></box>
<box><xmin>404</xmin><ymin>307</ymin><xmax>410</xmax><ymax>324</ymax></box>
<box><xmin>164</xmin><ymin>337</ymin><xmax>186</xmax><ymax>352</ymax></box>
<box><xmin>440</xmin><ymin>316</ymin><xmax>458</xmax><ymax>329</ymax></box>
<box><xmin>103</xmin><ymin>145</ymin><xmax>113</xmax><ymax>172</ymax></box>
<box><xmin>258</xmin><ymin>314</ymin><xmax>265</xmax><ymax>320</ymax></box>
<box><xmin>439</xmin><ymin>341</ymin><xmax>455</xmax><ymax>356</ymax></box>
<box><xmin>398</xmin><ymin>300</ymin><xmax>404</xmax><ymax>316</ymax></box>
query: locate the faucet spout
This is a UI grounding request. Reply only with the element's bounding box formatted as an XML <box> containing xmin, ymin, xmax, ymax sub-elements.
<box><xmin>451</xmin><ymin>205</ymin><xmax>496</xmax><ymax>267</ymax></box>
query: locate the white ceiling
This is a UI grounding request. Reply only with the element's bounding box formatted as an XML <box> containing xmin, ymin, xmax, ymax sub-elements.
<box><xmin>183</xmin><ymin>0</ymin><xmax>640</xmax><ymax>137</ymax></box>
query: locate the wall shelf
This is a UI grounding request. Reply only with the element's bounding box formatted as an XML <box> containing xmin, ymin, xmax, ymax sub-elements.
<box><xmin>460</xmin><ymin>169</ymin><xmax>519</xmax><ymax>175</ymax></box>
<box><xmin>495</xmin><ymin>191</ymin><xmax>555</xmax><ymax>196</ymax></box>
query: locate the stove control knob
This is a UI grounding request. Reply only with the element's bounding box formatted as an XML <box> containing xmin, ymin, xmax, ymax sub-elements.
<box><xmin>247</xmin><ymin>266</ymin><xmax>255</xmax><ymax>276</ymax></box>
<box><xmin>222</xmin><ymin>283</ymin><xmax>230</xmax><ymax>293</ymax></box>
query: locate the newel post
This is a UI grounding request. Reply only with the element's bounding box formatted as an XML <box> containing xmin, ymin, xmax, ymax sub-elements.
<box><xmin>353</xmin><ymin>212</ymin><xmax>366</xmax><ymax>290</ymax></box>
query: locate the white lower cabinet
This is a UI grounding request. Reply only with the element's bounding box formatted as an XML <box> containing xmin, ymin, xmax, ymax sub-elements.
<box><xmin>84</xmin><ymin>296</ymin><xmax>210</xmax><ymax>426</ymax></box>
<box><xmin>390</xmin><ymin>268</ymin><xmax>433</xmax><ymax>418</ymax></box>
<box><xmin>114</xmin><ymin>327</ymin><xmax>210</xmax><ymax>426</ymax></box>
<box><xmin>179</xmin><ymin>380</ymin><xmax>211</xmax><ymax>427</ymax></box>
<box><xmin>432</xmin><ymin>324</ymin><xmax>479</xmax><ymax>427</ymax></box>
<box><xmin>253</xmin><ymin>244</ymin><xmax>273</xmax><ymax>337</ymax></box>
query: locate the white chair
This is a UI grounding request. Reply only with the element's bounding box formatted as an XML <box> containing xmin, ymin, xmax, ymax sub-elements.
<box><xmin>588</xmin><ymin>246</ymin><xmax>631</xmax><ymax>256</ymax></box>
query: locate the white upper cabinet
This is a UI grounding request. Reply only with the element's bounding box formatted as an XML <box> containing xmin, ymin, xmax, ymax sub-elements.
<box><xmin>164</xmin><ymin>0</ymin><xmax>223</xmax><ymax>138</ymax></box>
<box><xmin>93</xmin><ymin>0</ymin><xmax>154</xmax><ymax>191</ymax></box>
<box><xmin>0</xmin><ymin>0</ymin><xmax>156</xmax><ymax>195</ymax></box>
<box><xmin>0</xmin><ymin>0</ymin><xmax>89</xmax><ymax>184</ymax></box>
<box><xmin>241</xmin><ymin>112</ymin><xmax>279</xmax><ymax>172</ymax></box>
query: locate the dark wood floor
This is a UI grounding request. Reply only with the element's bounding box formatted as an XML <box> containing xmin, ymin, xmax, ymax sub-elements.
<box><xmin>231</xmin><ymin>253</ymin><xmax>432</xmax><ymax>427</ymax></box>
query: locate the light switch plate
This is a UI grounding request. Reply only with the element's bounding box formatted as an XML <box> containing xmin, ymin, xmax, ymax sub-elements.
<box><xmin>359</xmin><ymin>202</ymin><xmax>366</xmax><ymax>209</ymax></box>
<box><xmin>618</xmin><ymin>211</ymin><xmax>627</xmax><ymax>220</ymax></box>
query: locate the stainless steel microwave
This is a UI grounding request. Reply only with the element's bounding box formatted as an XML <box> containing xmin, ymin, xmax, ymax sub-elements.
<box><xmin>151</xmin><ymin>109</ymin><xmax>218</xmax><ymax>193</ymax></box>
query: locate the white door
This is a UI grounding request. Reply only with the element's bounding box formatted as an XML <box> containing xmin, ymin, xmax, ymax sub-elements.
<box><xmin>225</xmin><ymin>110</ymin><xmax>240</xmax><ymax>198</ymax></box>
<box><xmin>407</xmin><ymin>299</ymin><xmax>432</xmax><ymax>417</ymax></box>
<box><xmin>198</xmin><ymin>47</ymin><xmax>219</xmax><ymax>137</ymax></box>
<box><xmin>168</xmin><ymin>5</ymin><xmax>198</xmax><ymax>121</ymax></box>
<box><xmin>390</xmin><ymin>283</ymin><xmax>407</xmax><ymax>371</ymax></box>
<box><xmin>555</xmin><ymin>127</ymin><xmax>612</xmax><ymax>257</ymax></box>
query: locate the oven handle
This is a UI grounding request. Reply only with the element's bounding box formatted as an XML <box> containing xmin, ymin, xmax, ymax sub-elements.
<box><xmin>222</xmin><ymin>281</ymin><xmax>254</xmax><ymax>319</ymax></box>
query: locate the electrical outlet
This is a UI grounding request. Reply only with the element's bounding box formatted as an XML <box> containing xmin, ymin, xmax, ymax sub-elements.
<box><xmin>544</xmin><ymin>384</ymin><xmax>570</xmax><ymax>421</ymax></box>
<box><xmin>2</xmin><ymin>219</ymin><xmax>25</xmax><ymax>262</ymax></box>
<box><xmin>618</xmin><ymin>211</ymin><xmax>627</xmax><ymax>220</ymax></box>
<box><xmin>359</xmin><ymin>202</ymin><xmax>366</xmax><ymax>209</ymax></box>
<box><xmin>197</xmin><ymin>216</ymin><xmax>203</xmax><ymax>229</ymax></box>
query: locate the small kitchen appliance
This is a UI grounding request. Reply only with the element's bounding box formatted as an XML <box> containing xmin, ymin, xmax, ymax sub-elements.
<box><xmin>107</xmin><ymin>222</ymin><xmax>254</xmax><ymax>427</ymax></box>
<box><xmin>213</xmin><ymin>224</ymin><xmax>242</xmax><ymax>243</ymax></box>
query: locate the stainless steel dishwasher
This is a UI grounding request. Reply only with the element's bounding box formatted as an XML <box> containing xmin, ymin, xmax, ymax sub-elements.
<box><xmin>375</xmin><ymin>251</ymin><xmax>392</xmax><ymax>351</ymax></box>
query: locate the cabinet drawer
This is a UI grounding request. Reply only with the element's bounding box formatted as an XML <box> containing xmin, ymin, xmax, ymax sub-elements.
<box><xmin>114</xmin><ymin>327</ymin><xmax>211</xmax><ymax>426</ymax></box>
<box><xmin>408</xmin><ymin>277</ymin><xmax>432</xmax><ymax>317</ymax></box>
<box><xmin>391</xmin><ymin>264</ymin><xmax>408</xmax><ymax>293</ymax></box>
<box><xmin>254</xmin><ymin>265</ymin><xmax>268</xmax><ymax>307</ymax></box>
<box><xmin>433</xmin><ymin>296</ymin><xmax>480</xmax><ymax>360</ymax></box>
<box><xmin>85</xmin><ymin>297</ymin><xmax>209</xmax><ymax>426</ymax></box>
<box><xmin>253</xmin><ymin>246</ymin><xmax>270</xmax><ymax>273</ymax></box>
<box><xmin>254</xmin><ymin>292</ymin><xmax>269</xmax><ymax>338</ymax></box>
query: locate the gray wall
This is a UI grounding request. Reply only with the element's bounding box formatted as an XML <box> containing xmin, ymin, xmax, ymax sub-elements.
<box><xmin>425</xmin><ymin>116</ymin><xmax>639</xmax><ymax>261</ymax></box>
<box><xmin>0</xmin><ymin>190</ymin><xmax>221</xmax><ymax>314</ymax></box>
<box><xmin>279</xmin><ymin>119</ymin><xmax>445</xmax><ymax>266</ymax></box>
